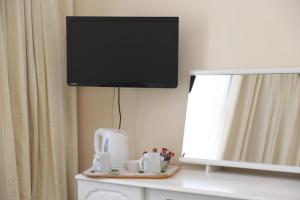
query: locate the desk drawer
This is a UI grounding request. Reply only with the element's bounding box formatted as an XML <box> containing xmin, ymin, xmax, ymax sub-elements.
<box><xmin>145</xmin><ymin>188</ymin><xmax>236</xmax><ymax>200</ymax></box>
<box><xmin>77</xmin><ymin>179</ymin><xmax>144</xmax><ymax>200</ymax></box>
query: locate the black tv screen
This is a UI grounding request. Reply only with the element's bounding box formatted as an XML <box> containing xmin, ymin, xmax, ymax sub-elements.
<box><xmin>67</xmin><ymin>17</ymin><xmax>179</xmax><ymax>88</ymax></box>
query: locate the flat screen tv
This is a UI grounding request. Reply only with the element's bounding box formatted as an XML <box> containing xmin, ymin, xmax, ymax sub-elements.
<box><xmin>67</xmin><ymin>17</ymin><xmax>179</xmax><ymax>88</ymax></box>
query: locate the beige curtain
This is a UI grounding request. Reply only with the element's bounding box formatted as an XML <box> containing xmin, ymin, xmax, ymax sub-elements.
<box><xmin>220</xmin><ymin>74</ymin><xmax>300</xmax><ymax>166</ymax></box>
<box><xmin>0</xmin><ymin>0</ymin><xmax>77</xmax><ymax>200</ymax></box>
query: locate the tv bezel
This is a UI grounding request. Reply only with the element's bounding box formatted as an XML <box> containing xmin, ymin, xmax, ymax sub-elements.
<box><xmin>66</xmin><ymin>16</ymin><xmax>179</xmax><ymax>88</ymax></box>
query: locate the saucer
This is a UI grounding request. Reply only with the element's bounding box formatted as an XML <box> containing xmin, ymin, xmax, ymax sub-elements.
<box><xmin>90</xmin><ymin>168</ymin><xmax>120</xmax><ymax>175</ymax></box>
<box><xmin>136</xmin><ymin>169</ymin><xmax>167</xmax><ymax>175</ymax></box>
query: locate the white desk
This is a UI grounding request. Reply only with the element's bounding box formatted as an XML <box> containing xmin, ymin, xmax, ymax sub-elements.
<box><xmin>75</xmin><ymin>166</ymin><xmax>300</xmax><ymax>200</ymax></box>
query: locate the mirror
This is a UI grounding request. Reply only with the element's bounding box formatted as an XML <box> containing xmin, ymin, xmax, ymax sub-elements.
<box><xmin>182</xmin><ymin>71</ymin><xmax>300</xmax><ymax>170</ymax></box>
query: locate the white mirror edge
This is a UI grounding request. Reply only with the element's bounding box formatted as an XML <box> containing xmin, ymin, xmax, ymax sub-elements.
<box><xmin>179</xmin><ymin>157</ymin><xmax>300</xmax><ymax>174</ymax></box>
<box><xmin>183</xmin><ymin>67</ymin><xmax>300</xmax><ymax>174</ymax></box>
<box><xmin>190</xmin><ymin>67</ymin><xmax>300</xmax><ymax>75</ymax></box>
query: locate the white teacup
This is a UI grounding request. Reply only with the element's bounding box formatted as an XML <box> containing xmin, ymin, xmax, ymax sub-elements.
<box><xmin>93</xmin><ymin>152</ymin><xmax>112</xmax><ymax>173</ymax></box>
<box><xmin>126</xmin><ymin>160</ymin><xmax>140</xmax><ymax>172</ymax></box>
<box><xmin>139</xmin><ymin>153</ymin><xmax>161</xmax><ymax>173</ymax></box>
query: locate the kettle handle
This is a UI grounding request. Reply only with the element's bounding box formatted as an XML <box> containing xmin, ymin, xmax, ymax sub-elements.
<box><xmin>94</xmin><ymin>129</ymin><xmax>108</xmax><ymax>154</ymax></box>
<box><xmin>103</xmin><ymin>138</ymin><xmax>109</xmax><ymax>152</ymax></box>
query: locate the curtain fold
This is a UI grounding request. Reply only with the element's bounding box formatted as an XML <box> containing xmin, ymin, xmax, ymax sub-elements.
<box><xmin>221</xmin><ymin>74</ymin><xmax>300</xmax><ymax>167</ymax></box>
<box><xmin>0</xmin><ymin>0</ymin><xmax>77</xmax><ymax>200</ymax></box>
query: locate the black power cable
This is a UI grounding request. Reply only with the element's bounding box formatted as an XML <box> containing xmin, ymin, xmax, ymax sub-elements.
<box><xmin>118</xmin><ymin>87</ymin><xmax>122</xmax><ymax>129</ymax></box>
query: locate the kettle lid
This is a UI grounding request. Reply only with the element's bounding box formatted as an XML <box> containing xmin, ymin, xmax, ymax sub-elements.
<box><xmin>97</xmin><ymin>128</ymin><xmax>128</xmax><ymax>136</ymax></box>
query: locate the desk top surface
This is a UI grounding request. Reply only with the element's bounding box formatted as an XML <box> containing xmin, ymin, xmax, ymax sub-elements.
<box><xmin>76</xmin><ymin>166</ymin><xmax>300</xmax><ymax>200</ymax></box>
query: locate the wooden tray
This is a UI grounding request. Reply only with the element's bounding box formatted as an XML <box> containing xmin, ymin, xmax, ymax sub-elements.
<box><xmin>82</xmin><ymin>165</ymin><xmax>180</xmax><ymax>179</ymax></box>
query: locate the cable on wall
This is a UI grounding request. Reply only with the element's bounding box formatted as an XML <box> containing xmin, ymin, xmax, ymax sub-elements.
<box><xmin>118</xmin><ymin>87</ymin><xmax>122</xmax><ymax>129</ymax></box>
<box><xmin>111</xmin><ymin>87</ymin><xmax>116</xmax><ymax>128</ymax></box>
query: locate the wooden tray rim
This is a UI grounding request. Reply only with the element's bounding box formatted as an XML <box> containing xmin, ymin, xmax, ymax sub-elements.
<box><xmin>82</xmin><ymin>165</ymin><xmax>180</xmax><ymax>179</ymax></box>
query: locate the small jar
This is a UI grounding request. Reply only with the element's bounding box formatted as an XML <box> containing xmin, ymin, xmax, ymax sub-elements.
<box><xmin>160</xmin><ymin>160</ymin><xmax>170</xmax><ymax>170</ymax></box>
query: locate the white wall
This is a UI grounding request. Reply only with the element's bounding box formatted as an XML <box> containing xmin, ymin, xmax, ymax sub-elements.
<box><xmin>74</xmin><ymin>0</ymin><xmax>300</xmax><ymax>171</ymax></box>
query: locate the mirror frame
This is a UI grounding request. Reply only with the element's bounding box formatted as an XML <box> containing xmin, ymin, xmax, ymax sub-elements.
<box><xmin>180</xmin><ymin>67</ymin><xmax>300</xmax><ymax>174</ymax></box>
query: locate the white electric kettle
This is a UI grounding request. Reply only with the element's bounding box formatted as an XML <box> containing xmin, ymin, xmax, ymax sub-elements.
<box><xmin>94</xmin><ymin>128</ymin><xmax>130</xmax><ymax>169</ymax></box>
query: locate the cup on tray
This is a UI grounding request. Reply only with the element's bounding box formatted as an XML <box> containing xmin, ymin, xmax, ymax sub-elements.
<box><xmin>126</xmin><ymin>160</ymin><xmax>140</xmax><ymax>173</ymax></box>
<box><xmin>92</xmin><ymin>152</ymin><xmax>112</xmax><ymax>173</ymax></box>
<box><xmin>139</xmin><ymin>152</ymin><xmax>161</xmax><ymax>173</ymax></box>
